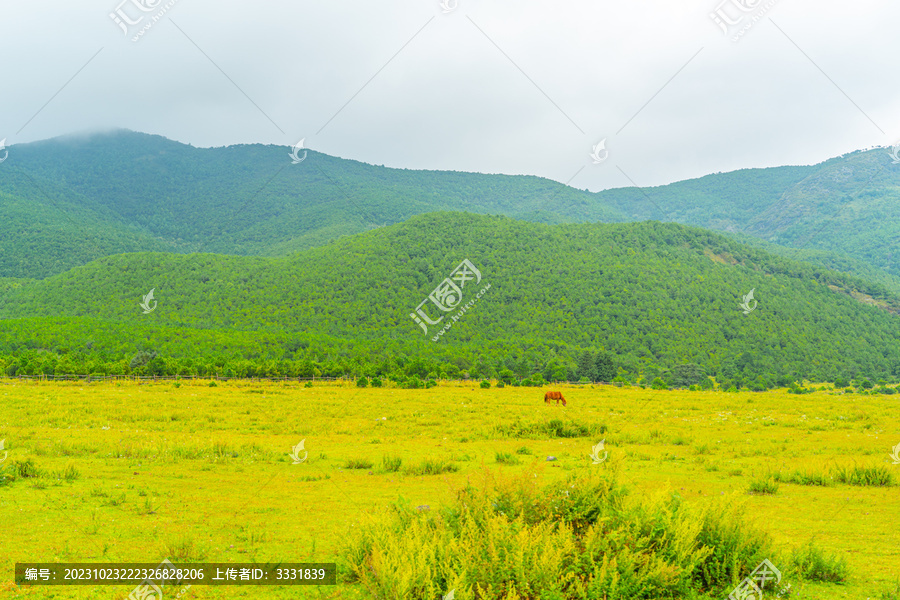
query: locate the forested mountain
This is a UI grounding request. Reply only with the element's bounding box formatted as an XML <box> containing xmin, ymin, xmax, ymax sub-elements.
<box><xmin>0</xmin><ymin>130</ymin><xmax>624</xmax><ymax>278</ymax></box>
<box><xmin>1</xmin><ymin>213</ymin><xmax>898</xmax><ymax>386</ymax></box>
<box><xmin>3</xmin><ymin>131</ymin><xmax>900</xmax><ymax>292</ymax></box>
<box><xmin>600</xmin><ymin>149</ymin><xmax>900</xmax><ymax>283</ymax></box>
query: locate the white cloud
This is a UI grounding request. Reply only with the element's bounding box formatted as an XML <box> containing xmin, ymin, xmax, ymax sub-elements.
<box><xmin>0</xmin><ymin>0</ymin><xmax>897</xmax><ymax>191</ymax></box>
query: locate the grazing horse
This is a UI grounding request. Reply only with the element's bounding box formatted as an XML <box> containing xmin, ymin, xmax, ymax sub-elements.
<box><xmin>544</xmin><ymin>391</ymin><xmax>566</xmax><ymax>406</ymax></box>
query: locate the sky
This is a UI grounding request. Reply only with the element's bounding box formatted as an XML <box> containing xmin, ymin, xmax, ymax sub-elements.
<box><xmin>0</xmin><ymin>0</ymin><xmax>898</xmax><ymax>191</ymax></box>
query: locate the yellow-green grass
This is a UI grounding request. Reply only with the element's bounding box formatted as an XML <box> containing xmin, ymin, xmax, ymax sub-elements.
<box><xmin>1</xmin><ymin>380</ymin><xmax>898</xmax><ymax>599</ymax></box>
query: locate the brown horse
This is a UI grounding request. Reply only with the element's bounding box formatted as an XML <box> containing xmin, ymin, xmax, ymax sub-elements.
<box><xmin>544</xmin><ymin>391</ymin><xmax>566</xmax><ymax>406</ymax></box>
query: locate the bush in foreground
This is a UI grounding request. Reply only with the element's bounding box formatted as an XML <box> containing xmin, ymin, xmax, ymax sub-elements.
<box><xmin>341</xmin><ymin>469</ymin><xmax>798</xmax><ymax>599</ymax></box>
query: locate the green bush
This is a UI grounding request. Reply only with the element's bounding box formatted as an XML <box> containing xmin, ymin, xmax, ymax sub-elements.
<box><xmin>371</xmin><ymin>378</ymin><xmax>383</xmax><ymax>387</ymax></box>
<box><xmin>494</xmin><ymin>418</ymin><xmax>603</xmax><ymax>439</ymax></box>
<box><xmin>12</xmin><ymin>459</ymin><xmax>40</xmax><ymax>479</ymax></box>
<box><xmin>494</xmin><ymin>452</ymin><xmax>521</xmax><ymax>465</ymax></box>
<box><xmin>790</xmin><ymin>541</ymin><xmax>849</xmax><ymax>582</ymax></box>
<box><xmin>480</xmin><ymin>380</ymin><xmax>491</xmax><ymax>389</ymax></box>
<box><xmin>833</xmin><ymin>465</ymin><xmax>894</xmax><ymax>487</ymax></box>
<box><xmin>341</xmin><ymin>471</ymin><xmax>780</xmax><ymax>598</ymax></box>
<box><xmin>381</xmin><ymin>455</ymin><xmax>402</xmax><ymax>473</ymax></box>
<box><xmin>747</xmin><ymin>475</ymin><xmax>779</xmax><ymax>495</ymax></box>
<box><xmin>356</xmin><ymin>377</ymin><xmax>369</xmax><ymax>388</ymax></box>
<box><xmin>403</xmin><ymin>459</ymin><xmax>458</xmax><ymax>476</ymax></box>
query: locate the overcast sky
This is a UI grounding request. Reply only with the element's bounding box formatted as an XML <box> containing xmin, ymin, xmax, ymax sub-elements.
<box><xmin>1</xmin><ymin>0</ymin><xmax>897</xmax><ymax>191</ymax></box>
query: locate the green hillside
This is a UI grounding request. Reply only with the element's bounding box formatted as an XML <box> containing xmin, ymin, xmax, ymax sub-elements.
<box><xmin>1</xmin><ymin>213</ymin><xmax>898</xmax><ymax>387</ymax></box>
<box><xmin>598</xmin><ymin>149</ymin><xmax>900</xmax><ymax>287</ymax></box>
<box><xmin>0</xmin><ymin>131</ymin><xmax>625</xmax><ymax>278</ymax></box>
<box><xmin>4</xmin><ymin>131</ymin><xmax>900</xmax><ymax>294</ymax></box>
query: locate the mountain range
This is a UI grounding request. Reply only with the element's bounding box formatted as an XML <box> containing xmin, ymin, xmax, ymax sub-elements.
<box><xmin>1</xmin><ymin>130</ymin><xmax>899</xmax><ymax>292</ymax></box>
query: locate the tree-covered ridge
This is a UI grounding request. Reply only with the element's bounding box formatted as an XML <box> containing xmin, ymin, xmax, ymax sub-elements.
<box><xmin>4</xmin><ymin>131</ymin><xmax>900</xmax><ymax>293</ymax></box>
<box><xmin>0</xmin><ymin>213</ymin><xmax>898</xmax><ymax>385</ymax></box>
<box><xmin>0</xmin><ymin>130</ymin><xmax>626</xmax><ymax>278</ymax></box>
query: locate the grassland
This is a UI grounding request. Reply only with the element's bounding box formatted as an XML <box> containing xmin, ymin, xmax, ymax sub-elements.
<box><xmin>1</xmin><ymin>380</ymin><xmax>898</xmax><ymax>599</ymax></box>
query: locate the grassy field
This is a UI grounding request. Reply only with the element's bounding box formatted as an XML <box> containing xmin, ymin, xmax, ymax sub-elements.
<box><xmin>1</xmin><ymin>379</ymin><xmax>898</xmax><ymax>599</ymax></box>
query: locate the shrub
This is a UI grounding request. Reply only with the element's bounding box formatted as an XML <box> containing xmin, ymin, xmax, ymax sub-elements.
<box><xmin>790</xmin><ymin>541</ymin><xmax>849</xmax><ymax>582</ymax></box>
<box><xmin>341</xmin><ymin>471</ymin><xmax>778</xmax><ymax>598</ymax></box>
<box><xmin>356</xmin><ymin>377</ymin><xmax>369</xmax><ymax>388</ymax></box>
<box><xmin>515</xmin><ymin>446</ymin><xmax>533</xmax><ymax>455</ymax></box>
<box><xmin>833</xmin><ymin>465</ymin><xmax>894</xmax><ymax>486</ymax></box>
<box><xmin>785</xmin><ymin>469</ymin><xmax>832</xmax><ymax>486</ymax></box>
<box><xmin>371</xmin><ymin>377</ymin><xmax>383</xmax><ymax>387</ymax></box>
<box><xmin>304</xmin><ymin>381</ymin><xmax>313</xmax><ymax>388</ymax></box>
<box><xmin>494</xmin><ymin>418</ymin><xmax>603</xmax><ymax>439</ymax></box>
<box><xmin>12</xmin><ymin>459</ymin><xmax>40</xmax><ymax>479</ymax></box>
<box><xmin>496</xmin><ymin>381</ymin><xmax>505</xmax><ymax>388</ymax></box>
<box><xmin>425</xmin><ymin>379</ymin><xmax>437</xmax><ymax>389</ymax></box>
<box><xmin>209</xmin><ymin>381</ymin><xmax>218</xmax><ymax>387</ymax></box>
<box><xmin>344</xmin><ymin>458</ymin><xmax>374</xmax><ymax>470</ymax></box>
<box><xmin>651</xmin><ymin>377</ymin><xmax>668</xmax><ymax>390</ymax></box>
<box><xmin>381</xmin><ymin>455</ymin><xmax>402</xmax><ymax>473</ymax></box>
<box><xmin>495</xmin><ymin>452</ymin><xmax>521</xmax><ymax>465</ymax></box>
<box><xmin>480</xmin><ymin>380</ymin><xmax>491</xmax><ymax>389</ymax></box>
<box><xmin>747</xmin><ymin>475</ymin><xmax>779</xmax><ymax>495</ymax></box>
<box><xmin>403</xmin><ymin>376</ymin><xmax>424</xmax><ymax>389</ymax></box>
<box><xmin>403</xmin><ymin>459</ymin><xmax>458</xmax><ymax>476</ymax></box>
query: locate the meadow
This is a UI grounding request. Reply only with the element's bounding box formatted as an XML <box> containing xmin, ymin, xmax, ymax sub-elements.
<box><xmin>1</xmin><ymin>379</ymin><xmax>898</xmax><ymax>599</ymax></box>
